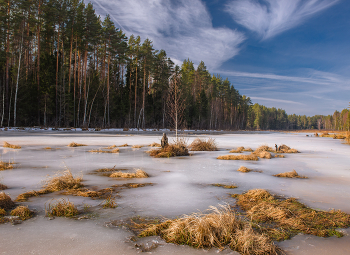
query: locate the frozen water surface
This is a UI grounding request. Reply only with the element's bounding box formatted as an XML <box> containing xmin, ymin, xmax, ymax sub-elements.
<box><xmin>0</xmin><ymin>130</ymin><xmax>350</xmax><ymax>254</ymax></box>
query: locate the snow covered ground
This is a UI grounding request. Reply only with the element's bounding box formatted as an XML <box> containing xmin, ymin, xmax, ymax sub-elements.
<box><xmin>0</xmin><ymin>130</ymin><xmax>349</xmax><ymax>254</ymax></box>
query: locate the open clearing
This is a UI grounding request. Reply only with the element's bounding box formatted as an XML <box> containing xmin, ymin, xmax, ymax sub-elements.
<box><xmin>0</xmin><ymin>130</ymin><xmax>349</xmax><ymax>254</ymax></box>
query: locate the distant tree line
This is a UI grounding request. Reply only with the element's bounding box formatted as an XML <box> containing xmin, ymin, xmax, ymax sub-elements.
<box><xmin>0</xmin><ymin>0</ymin><xmax>348</xmax><ymax>131</ymax></box>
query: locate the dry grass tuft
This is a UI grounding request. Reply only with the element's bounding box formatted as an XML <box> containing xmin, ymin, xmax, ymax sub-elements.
<box><xmin>0</xmin><ymin>192</ymin><xmax>15</xmax><ymax>210</ymax></box>
<box><xmin>102</xmin><ymin>194</ymin><xmax>117</xmax><ymax>209</ymax></box>
<box><xmin>139</xmin><ymin>205</ymin><xmax>279</xmax><ymax>254</ymax></box>
<box><xmin>254</xmin><ymin>145</ymin><xmax>274</xmax><ymax>154</ymax></box>
<box><xmin>230</xmin><ymin>147</ymin><xmax>253</xmax><ymax>153</ymax></box>
<box><xmin>274</xmin><ymin>155</ymin><xmax>285</xmax><ymax>158</ymax></box>
<box><xmin>16</xmin><ymin>190</ymin><xmax>50</xmax><ymax>202</ymax></box>
<box><xmin>44</xmin><ymin>147</ymin><xmax>52</xmax><ymax>150</ymax></box>
<box><xmin>0</xmin><ymin>208</ymin><xmax>6</xmax><ymax>217</ymax></box>
<box><xmin>149</xmin><ymin>142</ymin><xmax>161</xmax><ymax>147</ymax></box>
<box><xmin>112</xmin><ymin>183</ymin><xmax>153</xmax><ymax>189</ymax></box>
<box><xmin>277</xmin><ymin>144</ymin><xmax>299</xmax><ymax>153</ymax></box>
<box><xmin>217</xmin><ymin>154</ymin><xmax>259</xmax><ymax>161</ymax></box>
<box><xmin>257</xmin><ymin>151</ymin><xmax>272</xmax><ymax>159</ymax></box>
<box><xmin>10</xmin><ymin>205</ymin><xmax>33</xmax><ymax>220</ymax></box>
<box><xmin>68</xmin><ymin>142</ymin><xmax>87</xmax><ymax>147</ymax></box>
<box><xmin>237</xmin><ymin>166</ymin><xmax>252</xmax><ymax>173</ymax></box>
<box><xmin>273</xmin><ymin>170</ymin><xmax>307</xmax><ymax>179</ymax></box>
<box><xmin>46</xmin><ymin>198</ymin><xmax>79</xmax><ymax>217</ymax></box>
<box><xmin>88</xmin><ymin>148</ymin><xmax>119</xmax><ymax>153</ymax></box>
<box><xmin>119</xmin><ymin>143</ymin><xmax>129</xmax><ymax>147</ymax></box>
<box><xmin>0</xmin><ymin>183</ymin><xmax>8</xmax><ymax>190</ymax></box>
<box><xmin>234</xmin><ymin>189</ymin><xmax>350</xmax><ymax>241</ymax></box>
<box><xmin>0</xmin><ymin>161</ymin><xmax>14</xmax><ymax>171</ymax></box>
<box><xmin>212</xmin><ymin>184</ymin><xmax>237</xmax><ymax>189</ymax></box>
<box><xmin>189</xmin><ymin>138</ymin><xmax>218</xmax><ymax>151</ymax></box>
<box><xmin>149</xmin><ymin>140</ymin><xmax>189</xmax><ymax>158</ymax></box>
<box><xmin>3</xmin><ymin>141</ymin><xmax>21</xmax><ymax>149</ymax></box>
<box><xmin>132</xmin><ymin>145</ymin><xmax>144</xmax><ymax>148</ymax></box>
<box><xmin>110</xmin><ymin>169</ymin><xmax>149</xmax><ymax>178</ymax></box>
<box><xmin>105</xmin><ymin>145</ymin><xmax>117</xmax><ymax>149</ymax></box>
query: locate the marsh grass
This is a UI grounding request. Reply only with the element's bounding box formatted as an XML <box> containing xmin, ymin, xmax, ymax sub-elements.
<box><xmin>44</xmin><ymin>147</ymin><xmax>52</xmax><ymax>150</ymax></box>
<box><xmin>139</xmin><ymin>205</ymin><xmax>280</xmax><ymax>255</ymax></box>
<box><xmin>256</xmin><ymin>151</ymin><xmax>272</xmax><ymax>159</ymax></box>
<box><xmin>119</xmin><ymin>143</ymin><xmax>129</xmax><ymax>147</ymax></box>
<box><xmin>230</xmin><ymin>147</ymin><xmax>253</xmax><ymax>153</ymax></box>
<box><xmin>254</xmin><ymin>145</ymin><xmax>274</xmax><ymax>154</ymax></box>
<box><xmin>10</xmin><ymin>205</ymin><xmax>33</xmax><ymax>220</ymax></box>
<box><xmin>88</xmin><ymin>148</ymin><xmax>120</xmax><ymax>153</ymax></box>
<box><xmin>212</xmin><ymin>184</ymin><xmax>237</xmax><ymax>189</ymax></box>
<box><xmin>149</xmin><ymin>140</ymin><xmax>189</xmax><ymax>158</ymax></box>
<box><xmin>3</xmin><ymin>141</ymin><xmax>21</xmax><ymax>149</ymax></box>
<box><xmin>189</xmin><ymin>138</ymin><xmax>218</xmax><ymax>151</ymax></box>
<box><xmin>132</xmin><ymin>145</ymin><xmax>144</xmax><ymax>148</ymax></box>
<box><xmin>217</xmin><ymin>154</ymin><xmax>259</xmax><ymax>161</ymax></box>
<box><xmin>0</xmin><ymin>208</ymin><xmax>6</xmax><ymax>217</ymax></box>
<box><xmin>233</xmin><ymin>189</ymin><xmax>350</xmax><ymax>241</ymax></box>
<box><xmin>45</xmin><ymin>198</ymin><xmax>79</xmax><ymax>217</ymax></box>
<box><xmin>0</xmin><ymin>161</ymin><xmax>14</xmax><ymax>171</ymax></box>
<box><xmin>104</xmin><ymin>145</ymin><xmax>117</xmax><ymax>149</ymax></box>
<box><xmin>277</xmin><ymin>145</ymin><xmax>299</xmax><ymax>153</ymax></box>
<box><xmin>273</xmin><ymin>170</ymin><xmax>307</xmax><ymax>179</ymax></box>
<box><xmin>0</xmin><ymin>183</ymin><xmax>8</xmax><ymax>190</ymax></box>
<box><xmin>0</xmin><ymin>192</ymin><xmax>15</xmax><ymax>210</ymax></box>
<box><xmin>237</xmin><ymin>166</ymin><xmax>252</xmax><ymax>173</ymax></box>
<box><xmin>102</xmin><ymin>194</ymin><xmax>117</xmax><ymax>208</ymax></box>
<box><xmin>112</xmin><ymin>183</ymin><xmax>153</xmax><ymax>189</ymax></box>
<box><xmin>149</xmin><ymin>142</ymin><xmax>161</xmax><ymax>147</ymax></box>
<box><xmin>68</xmin><ymin>142</ymin><xmax>87</xmax><ymax>147</ymax></box>
<box><xmin>110</xmin><ymin>169</ymin><xmax>149</xmax><ymax>178</ymax></box>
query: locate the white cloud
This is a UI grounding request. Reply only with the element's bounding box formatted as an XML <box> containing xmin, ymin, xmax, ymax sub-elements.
<box><xmin>225</xmin><ymin>0</ymin><xmax>339</xmax><ymax>39</ymax></box>
<box><xmin>249</xmin><ymin>97</ymin><xmax>305</xmax><ymax>105</ymax></box>
<box><xmin>89</xmin><ymin>0</ymin><xmax>245</xmax><ymax>69</ymax></box>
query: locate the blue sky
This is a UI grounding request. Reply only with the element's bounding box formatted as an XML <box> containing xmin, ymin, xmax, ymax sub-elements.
<box><xmin>86</xmin><ymin>0</ymin><xmax>350</xmax><ymax>116</ymax></box>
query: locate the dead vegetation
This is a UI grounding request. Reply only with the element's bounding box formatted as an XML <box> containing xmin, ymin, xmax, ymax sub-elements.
<box><xmin>273</xmin><ymin>170</ymin><xmax>307</xmax><ymax>179</ymax></box>
<box><xmin>139</xmin><ymin>205</ymin><xmax>280</xmax><ymax>255</ymax></box>
<box><xmin>88</xmin><ymin>148</ymin><xmax>120</xmax><ymax>153</ymax></box>
<box><xmin>189</xmin><ymin>138</ymin><xmax>218</xmax><ymax>151</ymax></box>
<box><xmin>230</xmin><ymin>147</ymin><xmax>253</xmax><ymax>153</ymax></box>
<box><xmin>102</xmin><ymin>194</ymin><xmax>117</xmax><ymax>209</ymax></box>
<box><xmin>212</xmin><ymin>184</ymin><xmax>237</xmax><ymax>189</ymax></box>
<box><xmin>112</xmin><ymin>183</ymin><xmax>154</xmax><ymax>189</ymax></box>
<box><xmin>0</xmin><ymin>192</ymin><xmax>15</xmax><ymax>210</ymax></box>
<box><xmin>132</xmin><ymin>145</ymin><xmax>144</xmax><ymax>148</ymax></box>
<box><xmin>277</xmin><ymin>145</ymin><xmax>299</xmax><ymax>153</ymax></box>
<box><xmin>237</xmin><ymin>166</ymin><xmax>252</xmax><ymax>173</ymax></box>
<box><xmin>105</xmin><ymin>145</ymin><xmax>117</xmax><ymax>149</ymax></box>
<box><xmin>45</xmin><ymin>198</ymin><xmax>79</xmax><ymax>217</ymax></box>
<box><xmin>149</xmin><ymin>140</ymin><xmax>189</xmax><ymax>158</ymax></box>
<box><xmin>110</xmin><ymin>169</ymin><xmax>149</xmax><ymax>178</ymax></box>
<box><xmin>149</xmin><ymin>142</ymin><xmax>161</xmax><ymax>147</ymax></box>
<box><xmin>0</xmin><ymin>161</ymin><xmax>14</xmax><ymax>171</ymax></box>
<box><xmin>217</xmin><ymin>154</ymin><xmax>259</xmax><ymax>161</ymax></box>
<box><xmin>232</xmin><ymin>189</ymin><xmax>350</xmax><ymax>241</ymax></box>
<box><xmin>119</xmin><ymin>143</ymin><xmax>129</xmax><ymax>147</ymax></box>
<box><xmin>10</xmin><ymin>205</ymin><xmax>33</xmax><ymax>220</ymax></box>
<box><xmin>3</xmin><ymin>141</ymin><xmax>21</xmax><ymax>149</ymax></box>
<box><xmin>0</xmin><ymin>183</ymin><xmax>8</xmax><ymax>190</ymax></box>
<box><xmin>68</xmin><ymin>142</ymin><xmax>87</xmax><ymax>147</ymax></box>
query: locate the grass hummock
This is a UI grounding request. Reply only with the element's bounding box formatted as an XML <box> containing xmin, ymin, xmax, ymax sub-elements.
<box><xmin>273</xmin><ymin>170</ymin><xmax>307</xmax><ymax>179</ymax></box>
<box><xmin>102</xmin><ymin>194</ymin><xmax>117</xmax><ymax>209</ymax></box>
<box><xmin>217</xmin><ymin>154</ymin><xmax>259</xmax><ymax>161</ymax></box>
<box><xmin>149</xmin><ymin>140</ymin><xmax>189</xmax><ymax>158</ymax></box>
<box><xmin>237</xmin><ymin>166</ymin><xmax>252</xmax><ymax>173</ymax></box>
<box><xmin>189</xmin><ymin>138</ymin><xmax>218</xmax><ymax>151</ymax></box>
<box><xmin>0</xmin><ymin>161</ymin><xmax>14</xmax><ymax>171</ymax></box>
<box><xmin>68</xmin><ymin>142</ymin><xmax>87</xmax><ymax>147</ymax></box>
<box><xmin>212</xmin><ymin>184</ymin><xmax>237</xmax><ymax>189</ymax></box>
<box><xmin>138</xmin><ymin>205</ymin><xmax>280</xmax><ymax>254</ymax></box>
<box><xmin>149</xmin><ymin>142</ymin><xmax>161</xmax><ymax>147</ymax></box>
<box><xmin>3</xmin><ymin>141</ymin><xmax>21</xmax><ymax>149</ymax></box>
<box><xmin>132</xmin><ymin>145</ymin><xmax>144</xmax><ymax>149</ymax></box>
<box><xmin>45</xmin><ymin>198</ymin><xmax>79</xmax><ymax>217</ymax></box>
<box><xmin>229</xmin><ymin>147</ymin><xmax>253</xmax><ymax>153</ymax></box>
<box><xmin>0</xmin><ymin>183</ymin><xmax>8</xmax><ymax>190</ymax></box>
<box><xmin>277</xmin><ymin>144</ymin><xmax>299</xmax><ymax>153</ymax></box>
<box><xmin>232</xmin><ymin>189</ymin><xmax>350</xmax><ymax>241</ymax></box>
<box><xmin>110</xmin><ymin>169</ymin><xmax>149</xmax><ymax>178</ymax></box>
<box><xmin>10</xmin><ymin>205</ymin><xmax>34</xmax><ymax>220</ymax></box>
<box><xmin>0</xmin><ymin>192</ymin><xmax>15</xmax><ymax>210</ymax></box>
<box><xmin>88</xmin><ymin>148</ymin><xmax>120</xmax><ymax>153</ymax></box>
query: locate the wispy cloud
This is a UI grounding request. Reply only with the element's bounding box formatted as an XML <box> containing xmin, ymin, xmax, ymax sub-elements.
<box><xmin>225</xmin><ymin>0</ymin><xmax>339</xmax><ymax>39</ymax></box>
<box><xmin>88</xmin><ymin>0</ymin><xmax>245</xmax><ymax>69</ymax></box>
<box><xmin>249</xmin><ymin>97</ymin><xmax>305</xmax><ymax>105</ymax></box>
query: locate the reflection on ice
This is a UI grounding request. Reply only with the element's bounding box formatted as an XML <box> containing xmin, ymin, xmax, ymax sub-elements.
<box><xmin>0</xmin><ymin>131</ymin><xmax>350</xmax><ymax>254</ymax></box>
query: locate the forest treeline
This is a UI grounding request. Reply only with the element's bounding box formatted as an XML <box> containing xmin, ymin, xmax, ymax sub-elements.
<box><xmin>1</xmin><ymin>0</ymin><xmax>349</xmax><ymax>131</ymax></box>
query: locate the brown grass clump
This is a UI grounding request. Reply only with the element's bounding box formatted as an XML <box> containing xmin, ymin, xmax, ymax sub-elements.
<box><xmin>257</xmin><ymin>151</ymin><xmax>272</xmax><ymax>159</ymax></box>
<box><xmin>102</xmin><ymin>195</ymin><xmax>117</xmax><ymax>209</ymax></box>
<box><xmin>254</xmin><ymin>145</ymin><xmax>274</xmax><ymax>154</ymax></box>
<box><xmin>10</xmin><ymin>206</ymin><xmax>33</xmax><ymax>220</ymax></box>
<box><xmin>0</xmin><ymin>192</ymin><xmax>15</xmax><ymax>210</ymax></box>
<box><xmin>149</xmin><ymin>140</ymin><xmax>189</xmax><ymax>158</ymax></box>
<box><xmin>212</xmin><ymin>184</ymin><xmax>237</xmax><ymax>189</ymax></box>
<box><xmin>189</xmin><ymin>138</ymin><xmax>218</xmax><ymax>151</ymax></box>
<box><xmin>139</xmin><ymin>205</ymin><xmax>280</xmax><ymax>254</ymax></box>
<box><xmin>217</xmin><ymin>153</ymin><xmax>259</xmax><ymax>161</ymax></box>
<box><xmin>346</xmin><ymin>132</ymin><xmax>350</xmax><ymax>144</ymax></box>
<box><xmin>237</xmin><ymin>166</ymin><xmax>252</xmax><ymax>173</ymax></box>
<box><xmin>119</xmin><ymin>143</ymin><xmax>129</xmax><ymax>147</ymax></box>
<box><xmin>0</xmin><ymin>161</ymin><xmax>14</xmax><ymax>171</ymax></box>
<box><xmin>16</xmin><ymin>190</ymin><xmax>50</xmax><ymax>202</ymax></box>
<box><xmin>68</xmin><ymin>142</ymin><xmax>87</xmax><ymax>147</ymax></box>
<box><xmin>132</xmin><ymin>145</ymin><xmax>144</xmax><ymax>148</ymax></box>
<box><xmin>0</xmin><ymin>183</ymin><xmax>8</xmax><ymax>190</ymax></box>
<box><xmin>110</xmin><ymin>169</ymin><xmax>149</xmax><ymax>178</ymax></box>
<box><xmin>3</xmin><ymin>141</ymin><xmax>21</xmax><ymax>149</ymax></box>
<box><xmin>233</xmin><ymin>189</ymin><xmax>350</xmax><ymax>240</ymax></box>
<box><xmin>46</xmin><ymin>198</ymin><xmax>79</xmax><ymax>217</ymax></box>
<box><xmin>277</xmin><ymin>144</ymin><xmax>299</xmax><ymax>153</ymax></box>
<box><xmin>273</xmin><ymin>170</ymin><xmax>307</xmax><ymax>179</ymax></box>
<box><xmin>229</xmin><ymin>147</ymin><xmax>253</xmax><ymax>153</ymax></box>
<box><xmin>0</xmin><ymin>208</ymin><xmax>6</xmax><ymax>217</ymax></box>
<box><xmin>149</xmin><ymin>142</ymin><xmax>161</xmax><ymax>147</ymax></box>
<box><xmin>112</xmin><ymin>183</ymin><xmax>154</xmax><ymax>189</ymax></box>
<box><xmin>274</xmin><ymin>155</ymin><xmax>285</xmax><ymax>158</ymax></box>
<box><xmin>44</xmin><ymin>147</ymin><xmax>52</xmax><ymax>150</ymax></box>
<box><xmin>88</xmin><ymin>148</ymin><xmax>120</xmax><ymax>153</ymax></box>
<box><xmin>105</xmin><ymin>145</ymin><xmax>117</xmax><ymax>149</ymax></box>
